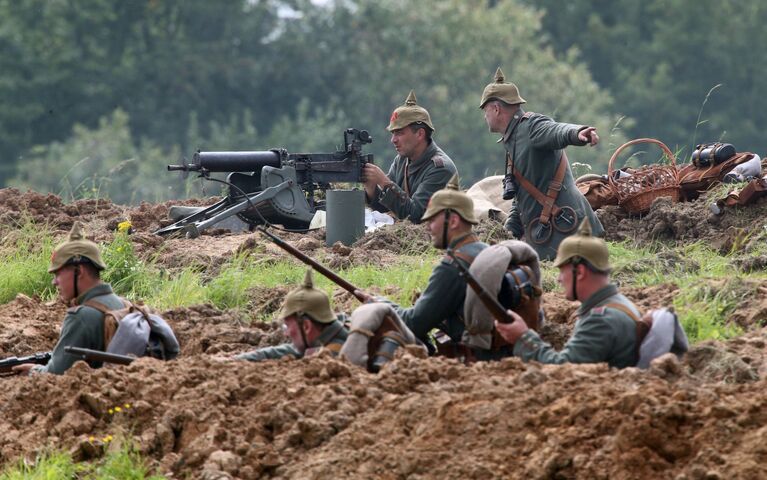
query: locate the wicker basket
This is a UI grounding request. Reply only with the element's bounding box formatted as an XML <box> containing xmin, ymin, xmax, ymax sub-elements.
<box><xmin>608</xmin><ymin>138</ymin><xmax>681</xmax><ymax>215</ymax></box>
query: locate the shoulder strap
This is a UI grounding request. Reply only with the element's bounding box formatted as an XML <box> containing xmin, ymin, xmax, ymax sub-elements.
<box><xmin>82</xmin><ymin>297</ymin><xmax>133</xmax><ymax>350</ymax></box>
<box><xmin>513</xmin><ymin>152</ymin><xmax>569</xmax><ymax>225</ymax></box>
<box><xmin>603</xmin><ymin>302</ymin><xmax>650</xmax><ymax>363</ymax></box>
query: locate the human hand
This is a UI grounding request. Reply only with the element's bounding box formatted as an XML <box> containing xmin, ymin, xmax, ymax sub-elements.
<box><xmin>494</xmin><ymin>310</ymin><xmax>529</xmax><ymax>345</ymax></box>
<box><xmin>578</xmin><ymin>127</ymin><xmax>599</xmax><ymax>146</ymax></box>
<box><xmin>354</xmin><ymin>289</ymin><xmax>375</xmax><ymax>304</ymax></box>
<box><xmin>11</xmin><ymin>363</ymin><xmax>36</xmax><ymax>376</ymax></box>
<box><xmin>362</xmin><ymin>163</ymin><xmax>390</xmax><ymax>188</ymax></box>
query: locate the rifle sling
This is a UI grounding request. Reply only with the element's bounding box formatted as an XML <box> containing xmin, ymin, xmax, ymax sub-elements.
<box><xmin>82</xmin><ymin>297</ymin><xmax>133</xmax><ymax>350</ymax></box>
<box><xmin>513</xmin><ymin>152</ymin><xmax>568</xmax><ymax>225</ymax></box>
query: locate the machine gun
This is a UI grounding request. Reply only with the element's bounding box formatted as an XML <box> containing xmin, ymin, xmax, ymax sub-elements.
<box><xmin>155</xmin><ymin>128</ymin><xmax>373</xmax><ymax>237</ymax></box>
<box><xmin>0</xmin><ymin>351</ymin><xmax>51</xmax><ymax>375</ymax></box>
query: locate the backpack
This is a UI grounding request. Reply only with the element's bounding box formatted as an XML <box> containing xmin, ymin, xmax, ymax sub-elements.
<box><xmin>84</xmin><ymin>297</ymin><xmax>180</xmax><ymax>360</ymax></box>
<box><xmin>601</xmin><ymin>304</ymin><xmax>688</xmax><ymax>369</ymax></box>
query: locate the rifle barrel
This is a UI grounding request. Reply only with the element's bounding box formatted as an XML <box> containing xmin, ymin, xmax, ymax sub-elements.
<box><xmin>64</xmin><ymin>346</ymin><xmax>135</xmax><ymax>365</ymax></box>
<box><xmin>258</xmin><ymin>227</ymin><xmax>366</xmax><ymax>302</ymax></box>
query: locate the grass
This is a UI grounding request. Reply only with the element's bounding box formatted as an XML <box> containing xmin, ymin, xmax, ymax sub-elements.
<box><xmin>0</xmin><ymin>220</ymin><xmax>760</xmax><ymax>343</ymax></box>
<box><xmin>0</xmin><ymin>442</ymin><xmax>165</xmax><ymax>479</ymax></box>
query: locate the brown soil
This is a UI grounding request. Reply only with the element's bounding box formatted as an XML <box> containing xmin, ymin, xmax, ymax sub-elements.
<box><xmin>3</xmin><ymin>188</ymin><xmax>767</xmax><ymax>479</ymax></box>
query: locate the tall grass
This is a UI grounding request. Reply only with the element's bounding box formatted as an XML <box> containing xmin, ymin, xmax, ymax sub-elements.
<box><xmin>0</xmin><ymin>218</ymin><xmax>58</xmax><ymax>303</ymax></box>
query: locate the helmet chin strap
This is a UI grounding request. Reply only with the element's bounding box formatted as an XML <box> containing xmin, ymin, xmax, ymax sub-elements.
<box><xmin>442</xmin><ymin>209</ymin><xmax>452</xmax><ymax>249</ymax></box>
<box><xmin>571</xmin><ymin>259</ymin><xmax>580</xmax><ymax>301</ymax></box>
<box><xmin>73</xmin><ymin>265</ymin><xmax>80</xmax><ymax>304</ymax></box>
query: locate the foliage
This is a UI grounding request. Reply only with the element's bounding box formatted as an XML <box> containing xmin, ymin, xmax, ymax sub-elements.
<box><xmin>3</xmin><ymin>0</ymin><xmax>621</xmax><ymax>199</ymax></box>
<box><xmin>0</xmin><ymin>218</ymin><xmax>57</xmax><ymax>303</ymax></box>
<box><xmin>0</xmin><ymin>441</ymin><xmax>165</xmax><ymax>479</ymax></box>
<box><xmin>525</xmin><ymin>0</ymin><xmax>767</xmax><ymax>157</ymax></box>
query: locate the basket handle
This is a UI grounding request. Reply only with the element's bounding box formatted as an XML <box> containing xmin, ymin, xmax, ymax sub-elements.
<box><xmin>607</xmin><ymin>138</ymin><xmax>677</xmax><ymax>178</ymax></box>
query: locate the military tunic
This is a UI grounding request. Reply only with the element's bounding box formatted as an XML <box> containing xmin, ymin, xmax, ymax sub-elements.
<box><xmin>513</xmin><ymin>284</ymin><xmax>640</xmax><ymax>368</ymax></box>
<box><xmin>392</xmin><ymin>233</ymin><xmax>488</xmax><ymax>346</ymax></box>
<box><xmin>368</xmin><ymin>141</ymin><xmax>457</xmax><ymax>223</ymax></box>
<box><xmin>236</xmin><ymin>318</ymin><xmax>348</xmax><ymax>362</ymax></box>
<box><xmin>501</xmin><ymin>108</ymin><xmax>604</xmax><ymax>260</ymax></box>
<box><xmin>34</xmin><ymin>283</ymin><xmax>124</xmax><ymax>375</ymax></box>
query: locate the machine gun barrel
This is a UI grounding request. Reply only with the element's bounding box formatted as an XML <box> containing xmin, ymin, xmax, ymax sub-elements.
<box><xmin>168</xmin><ymin>151</ymin><xmax>282</xmax><ymax>173</ymax></box>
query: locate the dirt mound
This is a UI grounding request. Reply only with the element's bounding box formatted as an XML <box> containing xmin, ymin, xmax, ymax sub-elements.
<box><xmin>598</xmin><ymin>191</ymin><xmax>767</xmax><ymax>249</ymax></box>
<box><xmin>1</xmin><ymin>351</ymin><xmax>767</xmax><ymax>479</ymax></box>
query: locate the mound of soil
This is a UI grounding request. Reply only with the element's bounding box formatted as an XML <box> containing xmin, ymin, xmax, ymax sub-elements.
<box><xmin>5</xmin><ymin>188</ymin><xmax>767</xmax><ymax>478</ymax></box>
<box><xmin>1</xmin><ymin>349</ymin><xmax>767</xmax><ymax>479</ymax></box>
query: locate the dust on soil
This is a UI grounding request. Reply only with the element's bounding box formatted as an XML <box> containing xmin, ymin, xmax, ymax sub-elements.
<box><xmin>2</xmin><ymin>187</ymin><xmax>767</xmax><ymax>479</ymax></box>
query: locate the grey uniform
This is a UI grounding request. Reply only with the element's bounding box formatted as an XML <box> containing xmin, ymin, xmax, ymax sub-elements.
<box><xmin>502</xmin><ymin>108</ymin><xmax>604</xmax><ymax>260</ymax></box>
<box><xmin>368</xmin><ymin>141</ymin><xmax>457</xmax><ymax>223</ymax></box>
<box><xmin>513</xmin><ymin>284</ymin><xmax>640</xmax><ymax>369</ymax></box>
<box><xmin>236</xmin><ymin>319</ymin><xmax>348</xmax><ymax>362</ymax></box>
<box><xmin>34</xmin><ymin>283</ymin><xmax>124</xmax><ymax>375</ymax></box>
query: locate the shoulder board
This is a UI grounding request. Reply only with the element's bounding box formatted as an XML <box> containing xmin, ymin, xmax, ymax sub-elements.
<box><xmin>522</xmin><ymin>112</ymin><xmax>534</xmax><ymax>119</ymax></box>
<box><xmin>590</xmin><ymin>306</ymin><xmax>607</xmax><ymax>316</ymax></box>
<box><xmin>431</xmin><ymin>155</ymin><xmax>445</xmax><ymax>168</ymax></box>
<box><xmin>67</xmin><ymin>305</ymin><xmax>85</xmax><ymax>314</ymax></box>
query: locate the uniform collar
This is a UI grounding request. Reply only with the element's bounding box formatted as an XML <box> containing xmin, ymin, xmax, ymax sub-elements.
<box><xmin>577</xmin><ymin>283</ymin><xmax>619</xmax><ymax>316</ymax></box>
<box><xmin>406</xmin><ymin>140</ymin><xmax>438</xmax><ymax>171</ymax></box>
<box><xmin>313</xmin><ymin>319</ymin><xmax>345</xmax><ymax>347</ymax></box>
<box><xmin>447</xmin><ymin>232</ymin><xmax>480</xmax><ymax>251</ymax></box>
<box><xmin>74</xmin><ymin>283</ymin><xmax>114</xmax><ymax>306</ymax></box>
<box><xmin>498</xmin><ymin>107</ymin><xmax>527</xmax><ymax>143</ymax></box>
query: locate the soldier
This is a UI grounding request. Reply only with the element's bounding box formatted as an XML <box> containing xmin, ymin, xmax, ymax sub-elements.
<box><xmin>356</xmin><ymin>175</ymin><xmax>488</xmax><ymax>355</ymax></box>
<box><xmin>13</xmin><ymin>222</ymin><xmax>125</xmax><ymax>375</ymax></box>
<box><xmin>480</xmin><ymin>67</ymin><xmax>604</xmax><ymax>260</ymax></box>
<box><xmin>494</xmin><ymin>219</ymin><xmax>645</xmax><ymax>368</ymax></box>
<box><xmin>363</xmin><ymin>90</ymin><xmax>457</xmax><ymax>223</ymax></box>
<box><xmin>236</xmin><ymin>269</ymin><xmax>348</xmax><ymax>362</ymax></box>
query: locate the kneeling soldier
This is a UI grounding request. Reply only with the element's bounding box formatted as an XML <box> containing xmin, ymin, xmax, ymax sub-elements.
<box><xmin>237</xmin><ymin>269</ymin><xmax>348</xmax><ymax>362</ymax></box>
<box><xmin>495</xmin><ymin>219</ymin><xmax>644</xmax><ymax>368</ymax></box>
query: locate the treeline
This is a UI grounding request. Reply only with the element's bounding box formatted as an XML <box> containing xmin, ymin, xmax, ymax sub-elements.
<box><xmin>1</xmin><ymin>0</ymin><xmax>760</xmax><ymax>204</ymax></box>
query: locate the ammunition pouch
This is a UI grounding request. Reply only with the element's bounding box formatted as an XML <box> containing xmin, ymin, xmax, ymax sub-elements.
<box><xmin>691</xmin><ymin>143</ymin><xmax>736</xmax><ymax>168</ymax></box>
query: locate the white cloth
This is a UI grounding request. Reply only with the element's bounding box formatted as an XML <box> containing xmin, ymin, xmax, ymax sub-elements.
<box><xmin>365</xmin><ymin>208</ymin><xmax>394</xmax><ymax>232</ymax></box>
<box><xmin>637</xmin><ymin>308</ymin><xmax>689</xmax><ymax>369</ymax></box>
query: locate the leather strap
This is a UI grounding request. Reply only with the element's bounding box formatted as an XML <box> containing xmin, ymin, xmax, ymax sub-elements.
<box><xmin>513</xmin><ymin>152</ymin><xmax>569</xmax><ymax>224</ymax></box>
<box><xmin>403</xmin><ymin>159</ymin><xmax>411</xmax><ymax>197</ymax></box>
<box><xmin>602</xmin><ymin>302</ymin><xmax>650</xmax><ymax>362</ymax></box>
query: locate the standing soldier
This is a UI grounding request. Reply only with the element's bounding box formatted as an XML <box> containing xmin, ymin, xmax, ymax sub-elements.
<box><xmin>480</xmin><ymin>67</ymin><xmax>604</xmax><ymax>260</ymax></box>
<box><xmin>494</xmin><ymin>219</ymin><xmax>644</xmax><ymax>368</ymax></box>
<box><xmin>236</xmin><ymin>269</ymin><xmax>348</xmax><ymax>362</ymax></box>
<box><xmin>363</xmin><ymin>90</ymin><xmax>457</xmax><ymax>223</ymax></box>
<box><xmin>356</xmin><ymin>175</ymin><xmax>491</xmax><ymax>357</ymax></box>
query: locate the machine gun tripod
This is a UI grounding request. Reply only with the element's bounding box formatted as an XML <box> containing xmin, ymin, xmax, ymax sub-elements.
<box><xmin>155</xmin><ymin>128</ymin><xmax>373</xmax><ymax>237</ymax></box>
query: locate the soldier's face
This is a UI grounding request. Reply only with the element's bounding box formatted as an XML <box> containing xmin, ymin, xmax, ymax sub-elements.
<box><xmin>390</xmin><ymin>127</ymin><xmax>420</xmax><ymax>158</ymax></box>
<box><xmin>483</xmin><ymin>103</ymin><xmax>502</xmax><ymax>133</ymax></box>
<box><xmin>557</xmin><ymin>265</ymin><xmax>575</xmax><ymax>301</ymax></box>
<box><xmin>427</xmin><ymin>211</ymin><xmax>447</xmax><ymax>248</ymax></box>
<box><xmin>52</xmin><ymin>265</ymin><xmax>78</xmax><ymax>302</ymax></box>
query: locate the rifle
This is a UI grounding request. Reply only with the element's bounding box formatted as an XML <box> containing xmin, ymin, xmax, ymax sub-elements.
<box><xmin>156</xmin><ymin>128</ymin><xmax>373</xmax><ymax>237</ymax></box>
<box><xmin>64</xmin><ymin>346</ymin><xmax>135</xmax><ymax>366</ymax></box>
<box><xmin>0</xmin><ymin>352</ymin><xmax>51</xmax><ymax>375</ymax></box>
<box><xmin>258</xmin><ymin>227</ymin><xmax>367</xmax><ymax>303</ymax></box>
<box><xmin>446</xmin><ymin>249</ymin><xmax>516</xmax><ymax>324</ymax></box>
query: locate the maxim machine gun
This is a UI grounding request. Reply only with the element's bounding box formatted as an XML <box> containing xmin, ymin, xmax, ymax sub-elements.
<box><xmin>155</xmin><ymin>128</ymin><xmax>373</xmax><ymax>237</ymax></box>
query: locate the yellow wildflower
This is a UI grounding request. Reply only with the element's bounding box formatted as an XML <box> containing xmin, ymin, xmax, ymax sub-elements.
<box><xmin>114</xmin><ymin>406</ymin><xmax>122</xmax><ymax>413</ymax></box>
<box><xmin>124</xmin><ymin>403</ymin><xmax>131</xmax><ymax>409</ymax></box>
<box><xmin>117</xmin><ymin>220</ymin><xmax>133</xmax><ymax>233</ymax></box>
<box><xmin>108</xmin><ymin>409</ymin><xmax>114</xmax><ymax>415</ymax></box>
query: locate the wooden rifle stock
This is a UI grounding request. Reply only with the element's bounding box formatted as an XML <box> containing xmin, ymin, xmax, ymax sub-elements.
<box><xmin>64</xmin><ymin>346</ymin><xmax>135</xmax><ymax>366</ymax></box>
<box><xmin>446</xmin><ymin>249</ymin><xmax>515</xmax><ymax>324</ymax></box>
<box><xmin>258</xmin><ymin>227</ymin><xmax>366</xmax><ymax>302</ymax></box>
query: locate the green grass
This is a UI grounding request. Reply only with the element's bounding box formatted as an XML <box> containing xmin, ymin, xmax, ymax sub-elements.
<box><xmin>0</xmin><ymin>442</ymin><xmax>165</xmax><ymax>479</ymax></box>
<box><xmin>0</xmin><ymin>219</ymin><xmax>58</xmax><ymax>303</ymax></box>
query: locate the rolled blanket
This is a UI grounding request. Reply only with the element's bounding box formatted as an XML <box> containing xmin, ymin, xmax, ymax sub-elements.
<box><xmin>340</xmin><ymin>302</ymin><xmax>420</xmax><ymax>371</ymax></box>
<box><xmin>463</xmin><ymin>240</ymin><xmax>541</xmax><ymax>350</ymax></box>
<box><xmin>637</xmin><ymin>308</ymin><xmax>689</xmax><ymax>369</ymax></box>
